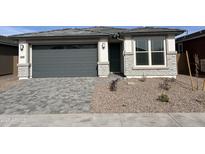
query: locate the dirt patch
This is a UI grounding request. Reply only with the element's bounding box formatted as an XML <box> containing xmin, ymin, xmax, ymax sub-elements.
<box><xmin>91</xmin><ymin>75</ymin><xmax>205</xmax><ymax>113</ymax></box>
<box><xmin>0</xmin><ymin>75</ymin><xmax>20</xmax><ymax>92</ymax></box>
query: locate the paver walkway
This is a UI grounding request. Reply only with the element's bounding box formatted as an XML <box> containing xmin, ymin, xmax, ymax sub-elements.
<box><xmin>0</xmin><ymin>78</ymin><xmax>96</xmax><ymax>114</ymax></box>
<box><xmin>1</xmin><ymin>113</ymin><xmax>205</xmax><ymax>127</ymax></box>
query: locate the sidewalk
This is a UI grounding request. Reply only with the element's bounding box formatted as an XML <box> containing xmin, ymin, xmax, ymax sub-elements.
<box><xmin>0</xmin><ymin>113</ymin><xmax>205</xmax><ymax>127</ymax></box>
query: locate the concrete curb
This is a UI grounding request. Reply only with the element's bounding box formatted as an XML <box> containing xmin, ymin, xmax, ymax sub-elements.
<box><xmin>0</xmin><ymin>113</ymin><xmax>205</xmax><ymax>127</ymax></box>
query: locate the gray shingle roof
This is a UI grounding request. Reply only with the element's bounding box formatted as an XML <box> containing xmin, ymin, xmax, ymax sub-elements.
<box><xmin>123</xmin><ymin>27</ymin><xmax>185</xmax><ymax>34</ymax></box>
<box><xmin>10</xmin><ymin>26</ymin><xmax>184</xmax><ymax>39</ymax></box>
<box><xmin>82</xmin><ymin>26</ymin><xmax>127</xmax><ymax>34</ymax></box>
<box><xmin>0</xmin><ymin>35</ymin><xmax>17</xmax><ymax>46</ymax></box>
<box><xmin>176</xmin><ymin>29</ymin><xmax>205</xmax><ymax>42</ymax></box>
<box><xmin>11</xmin><ymin>27</ymin><xmax>120</xmax><ymax>38</ymax></box>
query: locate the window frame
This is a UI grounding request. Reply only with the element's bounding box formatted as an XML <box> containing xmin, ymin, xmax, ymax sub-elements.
<box><xmin>135</xmin><ymin>38</ymin><xmax>149</xmax><ymax>66</ymax></box>
<box><xmin>134</xmin><ymin>36</ymin><xmax>167</xmax><ymax>68</ymax></box>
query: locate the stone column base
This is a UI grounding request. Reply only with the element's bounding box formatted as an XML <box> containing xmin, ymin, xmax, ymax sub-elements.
<box><xmin>98</xmin><ymin>62</ymin><xmax>110</xmax><ymax>77</ymax></box>
<box><xmin>17</xmin><ymin>63</ymin><xmax>30</xmax><ymax>79</ymax></box>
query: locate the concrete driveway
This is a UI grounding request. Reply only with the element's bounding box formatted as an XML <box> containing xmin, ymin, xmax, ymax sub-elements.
<box><xmin>0</xmin><ymin>78</ymin><xmax>96</xmax><ymax>114</ymax></box>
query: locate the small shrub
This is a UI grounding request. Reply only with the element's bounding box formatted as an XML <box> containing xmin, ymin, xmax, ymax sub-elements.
<box><xmin>196</xmin><ymin>94</ymin><xmax>205</xmax><ymax>103</ymax></box>
<box><xmin>168</xmin><ymin>78</ymin><xmax>176</xmax><ymax>83</ymax></box>
<box><xmin>110</xmin><ymin>78</ymin><xmax>120</xmax><ymax>91</ymax></box>
<box><xmin>122</xmin><ymin>104</ymin><xmax>126</xmax><ymax>107</ymax></box>
<box><xmin>159</xmin><ymin>79</ymin><xmax>171</xmax><ymax>91</ymax></box>
<box><xmin>157</xmin><ymin>93</ymin><xmax>169</xmax><ymax>102</ymax></box>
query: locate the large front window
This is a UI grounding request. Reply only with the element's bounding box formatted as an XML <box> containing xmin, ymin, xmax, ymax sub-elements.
<box><xmin>135</xmin><ymin>37</ymin><xmax>166</xmax><ymax>66</ymax></box>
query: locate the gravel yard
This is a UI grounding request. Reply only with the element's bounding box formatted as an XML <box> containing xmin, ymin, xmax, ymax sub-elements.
<box><xmin>91</xmin><ymin>75</ymin><xmax>205</xmax><ymax>113</ymax></box>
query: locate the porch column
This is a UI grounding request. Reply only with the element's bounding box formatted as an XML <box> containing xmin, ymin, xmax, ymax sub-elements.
<box><xmin>166</xmin><ymin>35</ymin><xmax>177</xmax><ymax>76</ymax></box>
<box><xmin>123</xmin><ymin>37</ymin><xmax>134</xmax><ymax>77</ymax></box>
<box><xmin>97</xmin><ymin>38</ymin><xmax>109</xmax><ymax>77</ymax></box>
<box><xmin>17</xmin><ymin>41</ymin><xmax>30</xmax><ymax>79</ymax></box>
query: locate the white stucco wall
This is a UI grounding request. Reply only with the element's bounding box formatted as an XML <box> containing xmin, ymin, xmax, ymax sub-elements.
<box><xmin>18</xmin><ymin>42</ymin><xmax>29</xmax><ymax>64</ymax></box>
<box><xmin>166</xmin><ymin>35</ymin><xmax>176</xmax><ymax>52</ymax></box>
<box><xmin>98</xmin><ymin>39</ymin><xmax>109</xmax><ymax>63</ymax></box>
<box><xmin>123</xmin><ymin>37</ymin><xmax>133</xmax><ymax>53</ymax></box>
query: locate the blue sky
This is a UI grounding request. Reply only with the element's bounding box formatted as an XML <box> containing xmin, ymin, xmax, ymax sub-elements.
<box><xmin>0</xmin><ymin>26</ymin><xmax>204</xmax><ymax>36</ymax></box>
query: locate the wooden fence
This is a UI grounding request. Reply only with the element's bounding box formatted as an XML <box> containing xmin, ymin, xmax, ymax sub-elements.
<box><xmin>176</xmin><ymin>53</ymin><xmax>189</xmax><ymax>75</ymax></box>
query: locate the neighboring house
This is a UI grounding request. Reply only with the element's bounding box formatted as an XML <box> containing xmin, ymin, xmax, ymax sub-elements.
<box><xmin>10</xmin><ymin>27</ymin><xmax>184</xmax><ymax>79</ymax></box>
<box><xmin>176</xmin><ymin>29</ymin><xmax>205</xmax><ymax>75</ymax></box>
<box><xmin>0</xmin><ymin>36</ymin><xmax>18</xmax><ymax>76</ymax></box>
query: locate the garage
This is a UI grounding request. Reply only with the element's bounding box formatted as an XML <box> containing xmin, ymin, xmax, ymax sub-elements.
<box><xmin>32</xmin><ymin>44</ymin><xmax>98</xmax><ymax>78</ymax></box>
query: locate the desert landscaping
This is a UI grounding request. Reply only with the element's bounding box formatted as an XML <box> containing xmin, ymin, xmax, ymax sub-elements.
<box><xmin>1</xmin><ymin>74</ymin><xmax>205</xmax><ymax>113</ymax></box>
<box><xmin>91</xmin><ymin>75</ymin><xmax>205</xmax><ymax>113</ymax></box>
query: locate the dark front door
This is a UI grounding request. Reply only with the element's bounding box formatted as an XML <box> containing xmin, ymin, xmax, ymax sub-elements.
<box><xmin>109</xmin><ymin>43</ymin><xmax>121</xmax><ymax>73</ymax></box>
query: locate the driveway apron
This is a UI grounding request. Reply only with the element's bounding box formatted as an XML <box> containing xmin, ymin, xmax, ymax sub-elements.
<box><xmin>0</xmin><ymin>78</ymin><xmax>96</xmax><ymax>114</ymax></box>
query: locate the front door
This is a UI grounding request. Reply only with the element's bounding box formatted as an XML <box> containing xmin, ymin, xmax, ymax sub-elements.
<box><xmin>109</xmin><ymin>43</ymin><xmax>121</xmax><ymax>73</ymax></box>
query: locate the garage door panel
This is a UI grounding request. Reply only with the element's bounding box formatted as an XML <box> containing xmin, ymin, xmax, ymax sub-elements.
<box><xmin>34</xmin><ymin>59</ymin><xmax>97</xmax><ymax>64</ymax></box>
<box><xmin>32</xmin><ymin>45</ymin><xmax>97</xmax><ymax>77</ymax></box>
<box><xmin>34</xmin><ymin>57</ymin><xmax>97</xmax><ymax>62</ymax></box>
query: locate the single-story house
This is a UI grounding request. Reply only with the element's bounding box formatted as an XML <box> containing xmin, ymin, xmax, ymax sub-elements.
<box><xmin>0</xmin><ymin>35</ymin><xmax>18</xmax><ymax>76</ymax></box>
<box><xmin>176</xmin><ymin>29</ymin><xmax>205</xmax><ymax>75</ymax></box>
<box><xmin>10</xmin><ymin>27</ymin><xmax>184</xmax><ymax>79</ymax></box>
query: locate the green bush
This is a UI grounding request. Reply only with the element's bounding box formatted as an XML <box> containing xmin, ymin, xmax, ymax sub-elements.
<box><xmin>157</xmin><ymin>93</ymin><xmax>169</xmax><ymax>102</ymax></box>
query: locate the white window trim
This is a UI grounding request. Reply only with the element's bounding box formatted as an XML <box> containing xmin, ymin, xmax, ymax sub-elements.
<box><xmin>134</xmin><ymin>36</ymin><xmax>167</xmax><ymax>68</ymax></box>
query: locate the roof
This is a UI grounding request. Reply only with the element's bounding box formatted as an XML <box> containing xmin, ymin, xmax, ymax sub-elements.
<box><xmin>122</xmin><ymin>27</ymin><xmax>185</xmax><ymax>35</ymax></box>
<box><xmin>10</xmin><ymin>27</ymin><xmax>126</xmax><ymax>39</ymax></box>
<box><xmin>0</xmin><ymin>35</ymin><xmax>17</xmax><ymax>46</ymax></box>
<box><xmin>176</xmin><ymin>29</ymin><xmax>205</xmax><ymax>43</ymax></box>
<box><xmin>10</xmin><ymin>26</ymin><xmax>185</xmax><ymax>39</ymax></box>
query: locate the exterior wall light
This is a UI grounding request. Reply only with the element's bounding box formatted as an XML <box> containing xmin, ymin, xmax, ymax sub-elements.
<box><xmin>102</xmin><ymin>43</ymin><xmax>106</xmax><ymax>49</ymax></box>
<box><xmin>20</xmin><ymin>44</ymin><xmax>24</xmax><ymax>51</ymax></box>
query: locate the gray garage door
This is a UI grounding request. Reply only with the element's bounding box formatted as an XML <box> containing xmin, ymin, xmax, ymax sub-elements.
<box><xmin>32</xmin><ymin>44</ymin><xmax>97</xmax><ymax>78</ymax></box>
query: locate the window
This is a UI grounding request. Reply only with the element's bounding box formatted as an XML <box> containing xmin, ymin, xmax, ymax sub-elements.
<box><xmin>151</xmin><ymin>38</ymin><xmax>165</xmax><ymax>65</ymax></box>
<box><xmin>136</xmin><ymin>38</ymin><xmax>149</xmax><ymax>65</ymax></box>
<box><xmin>135</xmin><ymin>37</ymin><xmax>166</xmax><ymax>66</ymax></box>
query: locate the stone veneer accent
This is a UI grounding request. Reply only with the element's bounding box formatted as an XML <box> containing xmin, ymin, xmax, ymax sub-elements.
<box><xmin>17</xmin><ymin>63</ymin><xmax>30</xmax><ymax>79</ymax></box>
<box><xmin>98</xmin><ymin>62</ymin><xmax>110</xmax><ymax>77</ymax></box>
<box><xmin>124</xmin><ymin>52</ymin><xmax>177</xmax><ymax>77</ymax></box>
